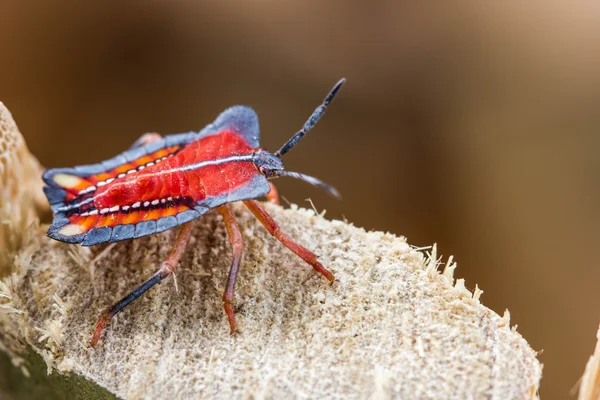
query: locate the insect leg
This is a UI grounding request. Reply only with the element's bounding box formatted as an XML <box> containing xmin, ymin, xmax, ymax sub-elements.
<box><xmin>217</xmin><ymin>205</ymin><xmax>244</xmax><ymax>333</ymax></box>
<box><xmin>265</xmin><ymin>182</ymin><xmax>280</xmax><ymax>205</ymax></box>
<box><xmin>243</xmin><ymin>200</ymin><xmax>334</xmax><ymax>282</ymax></box>
<box><xmin>128</xmin><ymin>132</ymin><xmax>162</xmax><ymax>149</ymax></box>
<box><xmin>90</xmin><ymin>221</ymin><xmax>193</xmax><ymax>347</ymax></box>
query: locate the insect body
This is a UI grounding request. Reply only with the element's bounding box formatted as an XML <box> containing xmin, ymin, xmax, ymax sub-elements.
<box><xmin>43</xmin><ymin>79</ymin><xmax>345</xmax><ymax>347</ymax></box>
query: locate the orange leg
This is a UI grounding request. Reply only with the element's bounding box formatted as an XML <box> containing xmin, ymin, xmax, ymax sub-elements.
<box><xmin>90</xmin><ymin>222</ymin><xmax>193</xmax><ymax>347</ymax></box>
<box><xmin>266</xmin><ymin>182</ymin><xmax>280</xmax><ymax>205</ymax></box>
<box><xmin>243</xmin><ymin>200</ymin><xmax>334</xmax><ymax>282</ymax></box>
<box><xmin>217</xmin><ymin>205</ymin><xmax>244</xmax><ymax>333</ymax></box>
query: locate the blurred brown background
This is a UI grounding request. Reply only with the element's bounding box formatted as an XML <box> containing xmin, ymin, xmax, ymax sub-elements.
<box><xmin>1</xmin><ymin>1</ymin><xmax>599</xmax><ymax>398</ymax></box>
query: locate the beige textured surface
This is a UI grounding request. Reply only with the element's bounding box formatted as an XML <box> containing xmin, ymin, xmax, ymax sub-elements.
<box><xmin>0</xmin><ymin>204</ymin><xmax>541</xmax><ymax>399</ymax></box>
<box><xmin>0</xmin><ymin>102</ymin><xmax>47</xmax><ymax>275</ymax></box>
<box><xmin>579</xmin><ymin>325</ymin><xmax>600</xmax><ymax>400</ymax></box>
<box><xmin>0</xmin><ymin>102</ymin><xmax>542</xmax><ymax>399</ymax></box>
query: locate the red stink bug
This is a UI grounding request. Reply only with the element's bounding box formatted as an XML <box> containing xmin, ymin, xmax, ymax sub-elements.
<box><xmin>42</xmin><ymin>78</ymin><xmax>346</xmax><ymax>347</ymax></box>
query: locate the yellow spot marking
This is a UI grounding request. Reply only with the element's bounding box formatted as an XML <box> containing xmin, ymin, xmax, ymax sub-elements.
<box><xmin>58</xmin><ymin>224</ymin><xmax>85</xmax><ymax>236</ymax></box>
<box><xmin>53</xmin><ymin>173</ymin><xmax>84</xmax><ymax>189</ymax></box>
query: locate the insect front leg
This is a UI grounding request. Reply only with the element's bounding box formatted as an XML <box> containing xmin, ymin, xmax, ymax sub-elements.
<box><xmin>243</xmin><ymin>200</ymin><xmax>334</xmax><ymax>282</ymax></box>
<box><xmin>217</xmin><ymin>205</ymin><xmax>244</xmax><ymax>333</ymax></box>
<box><xmin>90</xmin><ymin>222</ymin><xmax>193</xmax><ymax>347</ymax></box>
<box><xmin>265</xmin><ymin>182</ymin><xmax>280</xmax><ymax>205</ymax></box>
<box><xmin>128</xmin><ymin>132</ymin><xmax>162</xmax><ymax>149</ymax></box>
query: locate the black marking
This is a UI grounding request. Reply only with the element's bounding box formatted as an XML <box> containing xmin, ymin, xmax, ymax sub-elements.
<box><xmin>111</xmin><ymin>224</ymin><xmax>135</xmax><ymax>242</ymax></box>
<box><xmin>76</xmin><ymin>206</ymin><xmax>98</xmax><ymax>217</ymax></box>
<box><xmin>82</xmin><ymin>227</ymin><xmax>113</xmax><ymax>246</ymax></box>
<box><xmin>134</xmin><ymin>220</ymin><xmax>157</xmax><ymax>238</ymax></box>
<box><xmin>55</xmin><ymin>197</ymin><xmax>94</xmax><ymax>213</ymax></box>
<box><xmin>62</xmin><ymin>200</ymin><xmax>96</xmax><ymax>217</ymax></box>
<box><xmin>156</xmin><ymin>216</ymin><xmax>178</xmax><ymax>233</ymax></box>
<box><xmin>78</xmin><ymin>186</ymin><xmax>96</xmax><ymax>195</ymax></box>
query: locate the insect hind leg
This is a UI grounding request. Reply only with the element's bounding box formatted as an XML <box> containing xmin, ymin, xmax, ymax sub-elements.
<box><xmin>243</xmin><ymin>200</ymin><xmax>334</xmax><ymax>282</ymax></box>
<box><xmin>217</xmin><ymin>205</ymin><xmax>244</xmax><ymax>333</ymax></box>
<box><xmin>90</xmin><ymin>222</ymin><xmax>193</xmax><ymax>347</ymax></box>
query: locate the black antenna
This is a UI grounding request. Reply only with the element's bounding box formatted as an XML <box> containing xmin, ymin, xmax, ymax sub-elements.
<box><xmin>274</xmin><ymin>78</ymin><xmax>346</xmax><ymax>158</ymax></box>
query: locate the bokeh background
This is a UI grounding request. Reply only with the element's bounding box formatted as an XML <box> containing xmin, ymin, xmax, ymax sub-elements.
<box><xmin>2</xmin><ymin>1</ymin><xmax>599</xmax><ymax>398</ymax></box>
